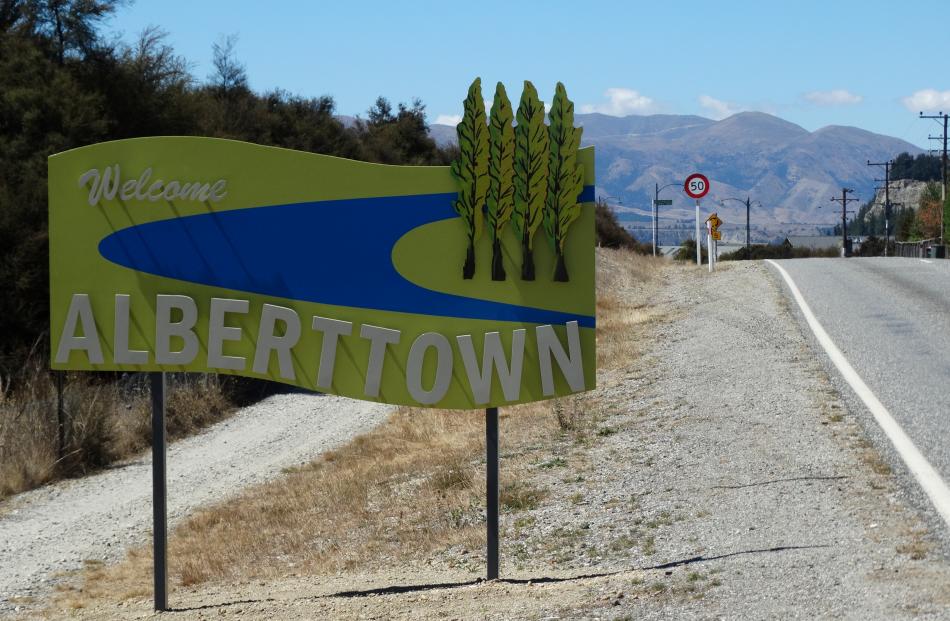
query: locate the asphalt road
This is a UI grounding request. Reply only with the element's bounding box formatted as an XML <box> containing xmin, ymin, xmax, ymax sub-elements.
<box><xmin>769</xmin><ymin>257</ymin><xmax>950</xmax><ymax>516</ymax></box>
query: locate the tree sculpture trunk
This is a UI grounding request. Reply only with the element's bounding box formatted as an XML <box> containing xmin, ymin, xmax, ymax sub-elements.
<box><xmin>521</xmin><ymin>231</ymin><xmax>535</xmax><ymax>280</ymax></box>
<box><xmin>554</xmin><ymin>250</ymin><xmax>568</xmax><ymax>282</ymax></box>
<box><xmin>491</xmin><ymin>238</ymin><xmax>506</xmax><ymax>281</ymax></box>
<box><xmin>463</xmin><ymin>241</ymin><xmax>476</xmax><ymax>279</ymax></box>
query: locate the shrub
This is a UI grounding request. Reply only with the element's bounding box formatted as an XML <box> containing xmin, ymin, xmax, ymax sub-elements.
<box><xmin>0</xmin><ymin>364</ymin><xmax>233</xmax><ymax>500</ymax></box>
<box><xmin>673</xmin><ymin>238</ymin><xmax>708</xmax><ymax>262</ymax></box>
<box><xmin>719</xmin><ymin>243</ymin><xmax>838</xmax><ymax>261</ymax></box>
<box><xmin>595</xmin><ymin>200</ymin><xmax>651</xmax><ymax>254</ymax></box>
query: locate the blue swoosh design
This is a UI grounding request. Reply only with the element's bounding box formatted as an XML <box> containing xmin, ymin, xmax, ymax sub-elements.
<box><xmin>98</xmin><ymin>188</ymin><xmax>596</xmax><ymax>328</ymax></box>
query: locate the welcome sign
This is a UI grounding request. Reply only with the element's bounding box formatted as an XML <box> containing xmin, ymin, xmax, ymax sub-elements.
<box><xmin>49</xmin><ymin>81</ymin><xmax>595</xmax><ymax>409</ymax></box>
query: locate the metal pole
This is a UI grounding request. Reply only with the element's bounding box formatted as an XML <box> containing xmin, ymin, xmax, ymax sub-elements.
<box><xmin>842</xmin><ymin>189</ymin><xmax>847</xmax><ymax>257</ymax></box>
<box><xmin>884</xmin><ymin>162</ymin><xmax>890</xmax><ymax>258</ymax></box>
<box><xmin>920</xmin><ymin>112</ymin><xmax>948</xmax><ymax>245</ymax></box>
<box><xmin>695</xmin><ymin>200</ymin><xmax>701</xmax><ymax>266</ymax></box>
<box><xmin>652</xmin><ymin>184</ymin><xmax>658</xmax><ymax>257</ymax></box>
<box><xmin>746</xmin><ymin>197</ymin><xmax>751</xmax><ymax>254</ymax></box>
<box><xmin>943</xmin><ymin>114</ymin><xmax>947</xmax><ymax>245</ymax></box>
<box><xmin>150</xmin><ymin>372</ymin><xmax>168</xmax><ymax>612</ymax></box>
<box><xmin>650</xmin><ymin>183</ymin><xmax>660</xmax><ymax>256</ymax></box>
<box><xmin>486</xmin><ymin>406</ymin><xmax>499</xmax><ymax>580</ymax></box>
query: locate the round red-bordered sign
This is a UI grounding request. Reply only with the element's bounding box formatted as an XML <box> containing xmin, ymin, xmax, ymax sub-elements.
<box><xmin>684</xmin><ymin>173</ymin><xmax>710</xmax><ymax>199</ymax></box>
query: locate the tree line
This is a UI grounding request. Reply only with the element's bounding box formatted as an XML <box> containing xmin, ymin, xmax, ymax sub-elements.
<box><xmin>451</xmin><ymin>79</ymin><xmax>585</xmax><ymax>282</ymax></box>
<box><xmin>890</xmin><ymin>152</ymin><xmax>941</xmax><ymax>182</ymax></box>
<box><xmin>848</xmin><ymin>181</ymin><xmax>949</xmax><ymax>243</ymax></box>
<box><xmin>846</xmin><ymin>151</ymin><xmax>946</xmax><ymax>242</ymax></box>
<box><xmin>0</xmin><ymin>0</ymin><xmax>458</xmax><ymax>378</ymax></box>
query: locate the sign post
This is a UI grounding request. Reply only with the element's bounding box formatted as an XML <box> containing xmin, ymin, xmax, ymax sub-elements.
<box><xmin>486</xmin><ymin>406</ymin><xmax>499</xmax><ymax>580</ymax></box>
<box><xmin>652</xmin><ymin>198</ymin><xmax>656</xmax><ymax>256</ymax></box>
<box><xmin>705</xmin><ymin>212</ymin><xmax>722</xmax><ymax>273</ymax></box>
<box><xmin>684</xmin><ymin>173</ymin><xmax>710</xmax><ymax>266</ymax></box>
<box><xmin>696</xmin><ymin>202</ymin><xmax>702</xmax><ymax>266</ymax></box>
<box><xmin>150</xmin><ymin>372</ymin><xmax>167</xmax><ymax>612</ymax></box>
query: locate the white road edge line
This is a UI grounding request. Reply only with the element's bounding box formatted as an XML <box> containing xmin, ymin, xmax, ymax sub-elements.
<box><xmin>920</xmin><ymin>259</ymin><xmax>934</xmax><ymax>264</ymax></box>
<box><xmin>766</xmin><ymin>259</ymin><xmax>950</xmax><ymax>529</ymax></box>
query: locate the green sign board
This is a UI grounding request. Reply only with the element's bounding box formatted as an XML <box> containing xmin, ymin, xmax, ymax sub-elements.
<box><xmin>49</xmin><ymin>81</ymin><xmax>596</xmax><ymax>409</ymax></box>
<box><xmin>654</xmin><ymin>199</ymin><xmax>673</xmax><ymax>206</ymax></box>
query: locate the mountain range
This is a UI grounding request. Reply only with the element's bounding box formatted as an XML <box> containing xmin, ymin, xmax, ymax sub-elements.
<box><xmin>427</xmin><ymin>111</ymin><xmax>922</xmax><ymax>243</ymax></box>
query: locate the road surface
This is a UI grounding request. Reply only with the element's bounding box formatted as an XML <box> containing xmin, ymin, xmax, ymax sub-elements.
<box><xmin>769</xmin><ymin>257</ymin><xmax>950</xmax><ymax>528</ymax></box>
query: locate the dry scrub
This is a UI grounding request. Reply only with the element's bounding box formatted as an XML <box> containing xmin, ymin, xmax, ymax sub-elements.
<box><xmin>0</xmin><ymin>367</ymin><xmax>232</xmax><ymax>500</ymax></box>
<box><xmin>51</xmin><ymin>248</ymin><xmax>666</xmax><ymax>610</ymax></box>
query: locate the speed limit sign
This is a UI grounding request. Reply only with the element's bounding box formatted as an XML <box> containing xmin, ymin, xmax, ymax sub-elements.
<box><xmin>684</xmin><ymin>173</ymin><xmax>710</xmax><ymax>199</ymax></box>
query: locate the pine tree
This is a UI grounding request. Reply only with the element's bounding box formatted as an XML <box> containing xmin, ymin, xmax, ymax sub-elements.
<box><xmin>544</xmin><ymin>82</ymin><xmax>584</xmax><ymax>282</ymax></box>
<box><xmin>512</xmin><ymin>81</ymin><xmax>548</xmax><ymax>281</ymax></box>
<box><xmin>486</xmin><ymin>82</ymin><xmax>514</xmax><ymax>281</ymax></box>
<box><xmin>450</xmin><ymin>78</ymin><xmax>489</xmax><ymax>279</ymax></box>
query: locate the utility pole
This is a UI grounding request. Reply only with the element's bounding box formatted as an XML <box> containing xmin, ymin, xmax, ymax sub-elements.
<box><xmin>745</xmin><ymin>196</ymin><xmax>751</xmax><ymax>254</ymax></box>
<box><xmin>654</xmin><ymin>183</ymin><xmax>658</xmax><ymax>257</ymax></box>
<box><xmin>719</xmin><ymin>196</ymin><xmax>756</xmax><ymax>256</ymax></box>
<box><xmin>868</xmin><ymin>159</ymin><xmax>894</xmax><ymax>256</ymax></box>
<box><xmin>830</xmin><ymin>188</ymin><xmax>859</xmax><ymax>257</ymax></box>
<box><xmin>919</xmin><ymin>111</ymin><xmax>947</xmax><ymax>245</ymax></box>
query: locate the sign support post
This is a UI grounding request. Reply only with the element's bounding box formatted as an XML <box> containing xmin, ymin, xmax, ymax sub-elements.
<box><xmin>150</xmin><ymin>372</ymin><xmax>168</xmax><ymax>612</ymax></box>
<box><xmin>652</xmin><ymin>198</ymin><xmax>657</xmax><ymax>256</ymax></box>
<box><xmin>695</xmin><ymin>201</ymin><xmax>702</xmax><ymax>266</ymax></box>
<box><xmin>486</xmin><ymin>407</ymin><xmax>499</xmax><ymax>580</ymax></box>
<box><xmin>684</xmin><ymin>174</ymin><xmax>710</xmax><ymax>267</ymax></box>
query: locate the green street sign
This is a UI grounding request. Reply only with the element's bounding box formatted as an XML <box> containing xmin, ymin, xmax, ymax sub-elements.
<box><xmin>654</xmin><ymin>199</ymin><xmax>673</xmax><ymax>206</ymax></box>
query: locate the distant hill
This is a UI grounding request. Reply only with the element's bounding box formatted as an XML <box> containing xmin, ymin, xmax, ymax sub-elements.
<box><xmin>427</xmin><ymin>111</ymin><xmax>921</xmax><ymax>243</ymax></box>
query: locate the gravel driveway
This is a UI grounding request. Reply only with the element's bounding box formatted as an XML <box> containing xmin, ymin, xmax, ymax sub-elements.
<box><xmin>0</xmin><ymin>393</ymin><xmax>391</xmax><ymax>613</ymax></box>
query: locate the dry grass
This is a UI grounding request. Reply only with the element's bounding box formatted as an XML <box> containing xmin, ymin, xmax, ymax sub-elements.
<box><xmin>50</xmin><ymin>248</ymin><xmax>665</xmax><ymax>609</ymax></box>
<box><xmin>0</xmin><ymin>367</ymin><xmax>232</xmax><ymax>501</ymax></box>
<box><xmin>596</xmin><ymin>249</ymin><xmax>666</xmax><ymax>370</ymax></box>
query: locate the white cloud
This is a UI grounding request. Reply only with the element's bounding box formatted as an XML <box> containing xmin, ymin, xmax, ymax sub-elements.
<box><xmin>698</xmin><ymin>95</ymin><xmax>745</xmax><ymax>120</ymax></box>
<box><xmin>579</xmin><ymin>88</ymin><xmax>657</xmax><ymax>116</ymax></box>
<box><xmin>803</xmin><ymin>89</ymin><xmax>862</xmax><ymax>106</ymax></box>
<box><xmin>434</xmin><ymin>114</ymin><xmax>462</xmax><ymax>126</ymax></box>
<box><xmin>902</xmin><ymin>89</ymin><xmax>950</xmax><ymax>112</ymax></box>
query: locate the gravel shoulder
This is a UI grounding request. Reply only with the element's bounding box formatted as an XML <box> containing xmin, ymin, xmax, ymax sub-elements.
<box><xmin>0</xmin><ymin>394</ymin><xmax>391</xmax><ymax>614</ymax></box>
<box><xmin>18</xmin><ymin>259</ymin><xmax>950</xmax><ymax>619</ymax></box>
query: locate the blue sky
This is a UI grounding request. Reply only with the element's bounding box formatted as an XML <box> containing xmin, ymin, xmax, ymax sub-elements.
<box><xmin>108</xmin><ymin>0</ymin><xmax>950</xmax><ymax>148</ymax></box>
